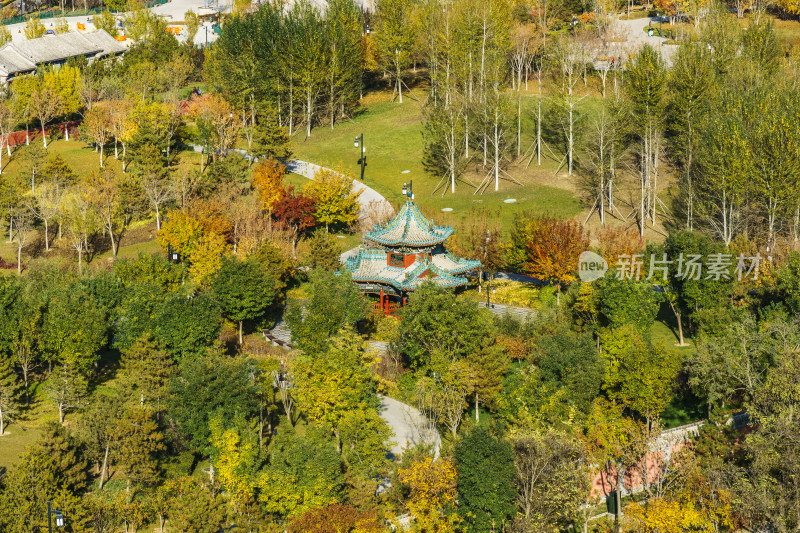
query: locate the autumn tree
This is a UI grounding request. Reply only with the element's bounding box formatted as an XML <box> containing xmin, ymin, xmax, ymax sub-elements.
<box><xmin>304</xmin><ymin>167</ymin><xmax>361</xmax><ymax>231</ymax></box>
<box><xmin>84</xmin><ymin>102</ymin><xmax>113</xmax><ymax>167</ymax></box>
<box><xmin>508</xmin><ymin>215</ymin><xmax>589</xmax><ymax>302</ymax></box>
<box><xmin>23</xmin><ymin>17</ymin><xmax>46</xmax><ymax>39</ymax></box>
<box><xmin>289</xmin><ymin>505</ymin><xmax>383</xmax><ymax>533</ymax></box>
<box><xmin>190</xmin><ymin>94</ymin><xmax>241</xmax><ymax>169</ymax></box>
<box><xmin>251</xmin><ymin>158</ymin><xmax>286</xmax><ymax>214</ymax></box>
<box><xmin>291</xmin><ymin>328</ymin><xmax>376</xmax><ymax>447</ymax></box>
<box><xmin>398</xmin><ymin>457</ymin><xmax>459</xmax><ymax>531</ymax></box>
<box><xmin>30</xmin><ymin>86</ymin><xmax>63</xmax><ymax>148</ymax></box>
<box><xmin>272</xmin><ymin>186</ymin><xmax>317</xmax><ymax>258</ymax></box>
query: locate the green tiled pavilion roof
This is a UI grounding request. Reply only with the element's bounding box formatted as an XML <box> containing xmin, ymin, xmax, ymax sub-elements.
<box><xmin>365</xmin><ymin>200</ymin><xmax>453</xmax><ymax>248</ymax></box>
<box><xmin>343</xmin><ymin>249</ymin><xmax>474</xmax><ymax>292</ymax></box>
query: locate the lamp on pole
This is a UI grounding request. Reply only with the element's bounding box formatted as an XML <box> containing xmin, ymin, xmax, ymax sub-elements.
<box><xmin>401</xmin><ymin>180</ymin><xmax>413</xmax><ymax>200</ymax></box>
<box><xmin>485</xmin><ymin>273</ymin><xmax>495</xmax><ymax>309</ymax></box>
<box><xmin>354</xmin><ymin>134</ymin><xmax>366</xmax><ymax>182</ymax></box>
<box><xmin>47</xmin><ymin>501</ymin><xmax>66</xmax><ymax>533</ymax></box>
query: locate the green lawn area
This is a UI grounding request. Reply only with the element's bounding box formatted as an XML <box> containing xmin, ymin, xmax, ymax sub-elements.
<box><xmin>292</xmin><ymin>91</ymin><xmax>583</xmax><ymax>236</ymax></box>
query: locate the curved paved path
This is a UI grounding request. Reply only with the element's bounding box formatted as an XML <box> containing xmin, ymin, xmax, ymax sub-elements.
<box><xmin>378</xmin><ymin>394</ymin><xmax>441</xmax><ymax>460</ymax></box>
<box><xmin>610</xmin><ymin>15</ymin><xmax>678</xmax><ymax>65</ymax></box>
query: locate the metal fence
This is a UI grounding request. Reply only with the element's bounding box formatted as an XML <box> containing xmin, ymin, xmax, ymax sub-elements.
<box><xmin>2</xmin><ymin>0</ymin><xmax>168</xmax><ymax>26</ymax></box>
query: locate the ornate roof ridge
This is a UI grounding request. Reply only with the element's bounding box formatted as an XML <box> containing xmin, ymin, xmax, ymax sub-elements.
<box><xmin>365</xmin><ymin>200</ymin><xmax>453</xmax><ymax>247</ymax></box>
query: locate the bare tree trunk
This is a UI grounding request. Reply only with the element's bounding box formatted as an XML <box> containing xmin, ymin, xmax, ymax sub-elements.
<box><xmin>99</xmin><ymin>443</ymin><xmax>109</xmax><ymax>489</ymax></box>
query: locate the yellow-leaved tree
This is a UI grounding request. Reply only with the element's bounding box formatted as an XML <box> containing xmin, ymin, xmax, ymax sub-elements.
<box><xmin>290</xmin><ymin>328</ymin><xmax>374</xmax><ymax>446</ymax></box>
<box><xmin>398</xmin><ymin>457</ymin><xmax>460</xmax><ymax>532</ymax></box>
<box><xmin>209</xmin><ymin>417</ymin><xmax>258</xmax><ymax>506</ymax></box>
<box><xmin>304</xmin><ymin>167</ymin><xmax>361</xmax><ymax>232</ymax></box>
<box><xmin>43</xmin><ymin>65</ymin><xmax>83</xmax><ymax>141</ymax></box>
<box><xmin>158</xmin><ymin>206</ymin><xmax>231</xmax><ymax>285</ymax></box>
<box><xmin>251</xmin><ymin>158</ymin><xmax>286</xmax><ymax>214</ymax></box>
<box><xmin>625</xmin><ymin>489</ymin><xmax>733</xmax><ymax>532</ymax></box>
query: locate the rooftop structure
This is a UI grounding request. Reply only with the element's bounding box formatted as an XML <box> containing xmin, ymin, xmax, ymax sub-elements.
<box><xmin>0</xmin><ymin>30</ymin><xmax>126</xmax><ymax>83</ymax></box>
<box><xmin>344</xmin><ymin>185</ymin><xmax>480</xmax><ymax>313</ymax></box>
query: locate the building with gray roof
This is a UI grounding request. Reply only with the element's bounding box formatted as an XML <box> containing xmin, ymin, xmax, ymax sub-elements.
<box><xmin>0</xmin><ymin>29</ymin><xmax>125</xmax><ymax>83</ymax></box>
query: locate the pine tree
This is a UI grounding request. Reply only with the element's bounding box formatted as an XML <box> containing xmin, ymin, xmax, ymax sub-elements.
<box><xmin>119</xmin><ymin>335</ymin><xmax>175</xmax><ymax>411</ymax></box>
<box><xmin>37</xmin><ymin>421</ymin><xmax>89</xmax><ymax>493</ymax></box>
<box><xmin>252</xmin><ymin>110</ymin><xmax>293</xmax><ymax>160</ymax></box>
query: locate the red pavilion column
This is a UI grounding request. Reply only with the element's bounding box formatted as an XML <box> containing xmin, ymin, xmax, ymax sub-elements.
<box><xmin>380</xmin><ymin>289</ymin><xmax>384</xmax><ymax>314</ymax></box>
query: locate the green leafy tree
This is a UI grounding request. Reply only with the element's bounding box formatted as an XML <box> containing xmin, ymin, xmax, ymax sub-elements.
<box><xmin>737</xmin><ymin>350</ymin><xmax>800</xmax><ymax>529</ymax></box>
<box><xmin>153</xmin><ymin>292</ymin><xmax>221</xmax><ymax>359</ymax></box>
<box><xmin>396</xmin><ymin>282</ymin><xmax>495</xmax><ymax>373</ymax></box>
<box><xmin>75</xmin><ymin>391</ymin><xmax>125</xmax><ymax>490</ymax></box>
<box><xmin>0</xmin><ymin>447</ymin><xmax>91</xmax><ymax>532</ymax></box>
<box><xmin>535</xmin><ymin>329</ymin><xmax>605</xmax><ymax>414</ymax></box>
<box><xmin>93</xmin><ymin>10</ymin><xmax>118</xmax><ymax>37</ymax></box>
<box><xmin>511</xmin><ymin>430</ymin><xmax>590</xmax><ymax>530</ymax></box>
<box><xmin>114</xmin><ymin>252</ymin><xmax>186</xmax><ymax>291</ymax></box>
<box><xmin>211</xmin><ymin>256</ymin><xmax>277</xmax><ymax>344</ymax></box>
<box><xmin>257</xmin><ymin>424</ymin><xmax>345</xmax><ymax>519</ymax></box>
<box><xmin>663</xmin><ymin>230</ymin><xmax>732</xmax><ymax>327</ymax></box>
<box><xmin>374</xmin><ymin>0</ymin><xmax>415</xmax><ymax>103</ymax></box>
<box><xmin>40</xmin><ymin>285</ymin><xmax>107</xmax><ymax>373</ymax></box>
<box><xmin>668</xmin><ymin>39</ymin><xmax>714</xmax><ymax>231</ymax></box>
<box><xmin>285</xmin><ymin>269</ymin><xmax>369</xmax><ymax>354</ymax></box>
<box><xmin>168</xmin><ymin>477</ymin><xmax>227</xmax><ymax>533</ymax></box>
<box><xmin>777</xmin><ymin>251</ymin><xmax>800</xmax><ymax>313</ymax></box>
<box><xmin>625</xmin><ymin>45</ymin><xmax>666</xmax><ymax>236</ymax></box>
<box><xmin>595</xmin><ymin>273</ymin><xmax>662</xmax><ymax>332</ymax></box>
<box><xmin>688</xmin><ymin>314</ymin><xmax>800</xmax><ymax>409</ymax></box>
<box><xmin>466</xmin><ymin>344</ymin><xmax>510</xmax><ymax>421</ymax></box>
<box><xmin>168</xmin><ymin>356</ymin><xmax>260</xmax><ymax>458</ymax></box>
<box><xmin>252</xmin><ymin>109</ymin><xmax>293</xmax><ymax>160</ymax></box>
<box><xmin>600</xmin><ymin>325</ymin><xmax>681</xmax><ymax>428</ymax></box>
<box><xmin>455</xmin><ymin>427</ymin><xmax>516</xmax><ymax>532</ymax></box>
<box><xmin>338</xmin><ymin>408</ymin><xmax>393</xmax><ymax>479</ymax></box>
<box><xmin>112</xmin><ymin>407</ymin><xmax>165</xmax><ymax>502</ymax></box>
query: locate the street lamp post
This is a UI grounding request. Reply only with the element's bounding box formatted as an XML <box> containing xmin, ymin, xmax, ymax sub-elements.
<box><xmin>47</xmin><ymin>501</ymin><xmax>66</xmax><ymax>533</ymax></box>
<box><xmin>401</xmin><ymin>181</ymin><xmax>413</xmax><ymax>199</ymax></box>
<box><xmin>354</xmin><ymin>134</ymin><xmax>366</xmax><ymax>182</ymax></box>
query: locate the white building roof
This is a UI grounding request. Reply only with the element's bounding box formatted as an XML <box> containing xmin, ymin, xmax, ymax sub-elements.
<box><xmin>0</xmin><ymin>30</ymin><xmax>125</xmax><ymax>78</ymax></box>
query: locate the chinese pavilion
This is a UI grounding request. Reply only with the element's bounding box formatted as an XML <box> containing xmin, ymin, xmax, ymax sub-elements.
<box><xmin>343</xmin><ymin>184</ymin><xmax>481</xmax><ymax>314</ymax></box>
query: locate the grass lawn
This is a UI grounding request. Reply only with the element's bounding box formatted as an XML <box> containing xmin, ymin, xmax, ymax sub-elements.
<box><xmin>292</xmin><ymin>91</ymin><xmax>583</xmax><ymax>237</ymax></box>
